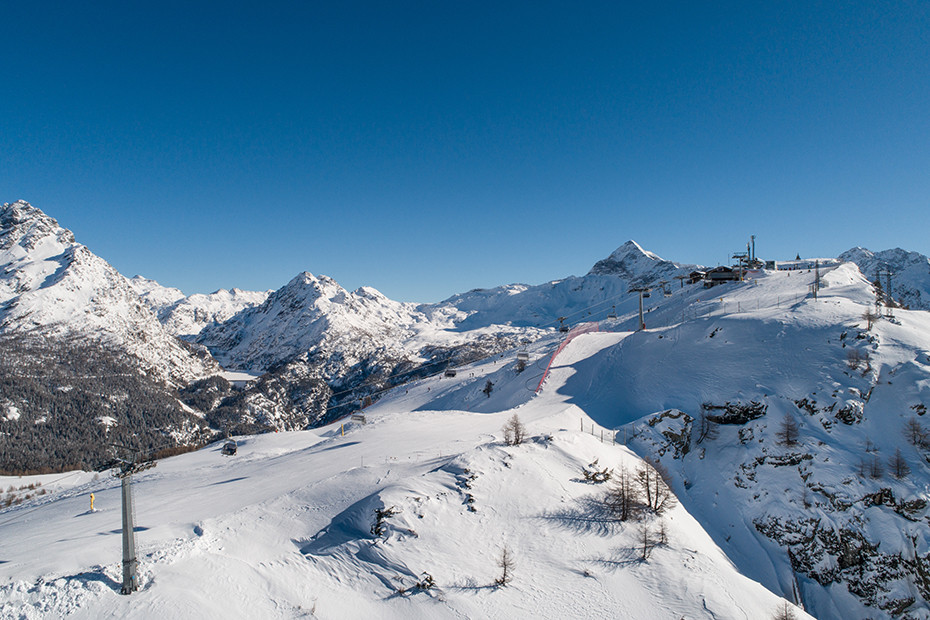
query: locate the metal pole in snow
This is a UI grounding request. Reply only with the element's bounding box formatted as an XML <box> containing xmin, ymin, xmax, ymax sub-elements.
<box><xmin>120</xmin><ymin>475</ymin><xmax>138</xmax><ymax>595</ymax></box>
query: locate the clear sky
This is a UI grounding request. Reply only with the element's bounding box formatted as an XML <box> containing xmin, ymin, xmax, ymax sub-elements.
<box><xmin>2</xmin><ymin>1</ymin><xmax>928</xmax><ymax>302</ymax></box>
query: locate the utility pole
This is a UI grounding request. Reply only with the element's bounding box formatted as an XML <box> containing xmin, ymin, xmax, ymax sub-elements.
<box><xmin>878</xmin><ymin>265</ymin><xmax>895</xmax><ymax>318</ymax></box>
<box><xmin>813</xmin><ymin>260</ymin><xmax>820</xmax><ymax>299</ymax></box>
<box><xmin>630</xmin><ymin>287</ymin><xmax>651</xmax><ymax>330</ymax></box>
<box><xmin>99</xmin><ymin>446</ymin><xmax>156</xmax><ymax>595</ymax></box>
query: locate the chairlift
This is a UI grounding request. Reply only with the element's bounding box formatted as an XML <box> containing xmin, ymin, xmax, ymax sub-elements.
<box><xmin>607</xmin><ymin>305</ymin><xmax>617</xmax><ymax>319</ymax></box>
<box><xmin>557</xmin><ymin>316</ymin><xmax>569</xmax><ymax>332</ymax></box>
<box><xmin>221</xmin><ymin>440</ymin><xmax>238</xmax><ymax>456</ymax></box>
<box><xmin>516</xmin><ymin>352</ymin><xmax>530</xmax><ymax>362</ymax></box>
<box><xmin>444</xmin><ymin>368</ymin><xmax>457</xmax><ymax>378</ymax></box>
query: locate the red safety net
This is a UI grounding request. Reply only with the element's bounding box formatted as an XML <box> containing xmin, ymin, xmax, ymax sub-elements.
<box><xmin>535</xmin><ymin>322</ymin><xmax>600</xmax><ymax>393</ymax></box>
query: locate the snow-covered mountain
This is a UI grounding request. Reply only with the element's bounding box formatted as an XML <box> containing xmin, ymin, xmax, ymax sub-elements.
<box><xmin>545</xmin><ymin>263</ymin><xmax>930</xmax><ymax>618</ymax></box>
<box><xmin>430</xmin><ymin>240</ymin><xmax>700</xmax><ymax>331</ymax></box>
<box><xmin>587</xmin><ymin>239</ymin><xmax>697</xmax><ymax>282</ymax></box>
<box><xmin>199</xmin><ymin>272</ymin><xmax>428</xmax><ymax>373</ymax></box>
<box><xmin>185</xmin><ymin>241</ymin><xmax>694</xmax><ymax>432</ymax></box>
<box><xmin>129</xmin><ymin>276</ymin><xmax>270</xmax><ymax>338</ymax></box>
<box><xmin>0</xmin><ymin>201</ymin><xmax>217</xmax><ymax>384</ymax></box>
<box><xmin>129</xmin><ymin>275</ymin><xmax>185</xmax><ymax>312</ymax></box>
<box><xmin>839</xmin><ymin>246</ymin><xmax>930</xmax><ymax>311</ymax></box>
<box><xmin>191</xmin><ymin>272</ymin><xmax>536</xmax><ymax>431</ymax></box>
<box><xmin>8</xmin><ymin>198</ymin><xmax>930</xmax><ymax>616</ymax></box>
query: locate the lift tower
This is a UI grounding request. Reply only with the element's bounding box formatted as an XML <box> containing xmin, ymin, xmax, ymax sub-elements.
<box><xmin>630</xmin><ymin>287</ymin><xmax>651</xmax><ymax>330</ymax></box>
<box><xmin>99</xmin><ymin>446</ymin><xmax>157</xmax><ymax>594</ymax></box>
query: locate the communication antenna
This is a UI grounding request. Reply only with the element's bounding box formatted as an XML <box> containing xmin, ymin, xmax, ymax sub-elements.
<box><xmin>98</xmin><ymin>445</ymin><xmax>157</xmax><ymax>595</ymax></box>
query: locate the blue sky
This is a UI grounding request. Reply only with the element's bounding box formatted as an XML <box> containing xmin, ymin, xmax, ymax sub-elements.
<box><xmin>2</xmin><ymin>1</ymin><xmax>928</xmax><ymax>302</ymax></box>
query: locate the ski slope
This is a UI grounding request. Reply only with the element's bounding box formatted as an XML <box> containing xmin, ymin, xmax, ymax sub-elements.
<box><xmin>0</xmin><ymin>328</ymin><xmax>807</xmax><ymax>619</ymax></box>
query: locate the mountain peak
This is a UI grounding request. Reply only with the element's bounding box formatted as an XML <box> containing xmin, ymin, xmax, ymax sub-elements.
<box><xmin>587</xmin><ymin>240</ymin><xmax>673</xmax><ymax>278</ymax></box>
<box><xmin>611</xmin><ymin>240</ymin><xmax>658</xmax><ymax>260</ymax></box>
<box><xmin>1</xmin><ymin>200</ymin><xmax>75</xmax><ymax>250</ymax></box>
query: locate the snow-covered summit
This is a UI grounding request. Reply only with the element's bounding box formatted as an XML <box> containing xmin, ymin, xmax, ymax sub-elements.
<box><xmin>587</xmin><ymin>239</ymin><xmax>698</xmax><ymax>284</ymax></box>
<box><xmin>0</xmin><ymin>201</ymin><xmax>217</xmax><ymax>384</ymax></box>
<box><xmin>198</xmin><ymin>271</ymin><xmax>425</xmax><ymax>372</ymax></box>
<box><xmin>129</xmin><ymin>275</ymin><xmax>186</xmax><ymax>310</ymax></box>
<box><xmin>130</xmin><ymin>275</ymin><xmax>271</xmax><ymax>339</ymax></box>
<box><xmin>0</xmin><ymin>200</ymin><xmax>76</xmax><ymax>252</ymax></box>
<box><xmin>839</xmin><ymin>246</ymin><xmax>930</xmax><ymax>310</ymax></box>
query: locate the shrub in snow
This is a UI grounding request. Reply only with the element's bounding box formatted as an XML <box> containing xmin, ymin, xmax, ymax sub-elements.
<box><xmin>888</xmin><ymin>448</ymin><xmax>910</xmax><ymax>479</ymax></box>
<box><xmin>636</xmin><ymin>460</ymin><xmax>677</xmax><ymax>516</ymax></box>
<box><xmin>775</xmin><ymin>413</ymin><xmax>800</xmax><ymax>447</ymax></box>
<box><xmin>604</xmin><ymin>466</ymin><xmax>644</xmax><ymax>522</ymax></box>
<box><xmin>415</xmin><ymin>572</ymin><xmax>435</xmax><ymax>591</ymax></box>
<box><xmin>638</xmin><ymin>523</ymin><xmax>656</xmax><ymax>561</ymax></box>
<box><xmin>370</xmin><ymin>506</ymin><xmax>398</xmax><ymax>537</ymax></box>
<box><xmin>862</xmin><ymin>308</ymin><xmax>879</xmax><ymax>330</ymax></box>
<box><xmin>695</xmin><ymin>410</ymin><xmax>719</xmax><ymax>444</ymax></box>
<box><xmin>771</xmin><ymin>600</ymin><xmax>798</xmax><ymax>620</ymax></box>
<box><xmin>502</xmin><ymin>414</ymin><xmax>526</xmax><ymax>446</ymax></box>
<box><xmin>582</xmin><ymin>458</ymin><xmax>612</xmax><ymax>483</ymax></box>
<box><xmin>495</xmin><ymin>546</ymin><xmax>515</xmax><ymax>587</ymax></box>
<box><xmin>904</xmin><ymin>418</ymin><xmax>928</xmax><ymax>448</ymax></box>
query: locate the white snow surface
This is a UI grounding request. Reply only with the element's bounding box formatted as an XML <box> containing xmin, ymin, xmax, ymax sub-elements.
<box><xmin>0</xmin><ymin>329</ymin><xmax>809</xmax><ymax>620</ymax></box>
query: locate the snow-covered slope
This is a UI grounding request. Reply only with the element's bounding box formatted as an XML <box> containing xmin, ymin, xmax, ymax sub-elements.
<box><xmin>0</xmin><ymin>330</ymin><xmax>809</xmax><ymax>620</ymax></box>
<box><xmin>129</xmin><ymin>276</ymin><xmax>271</xmax><ymax>338</ymax></box>
<box><xmin>518</xmin><ymin>262</ymin><xmax>930</xmax><ymax>618</ymax></box>
<box><xmin>0</xmin><ymin>201</ymin><xmax>217</xmax><ymax>384</ymax></box>
<box><xmin>839</xmin><ymin>246</ymin><xmax>930</xmax><ymax>311</ymax></box>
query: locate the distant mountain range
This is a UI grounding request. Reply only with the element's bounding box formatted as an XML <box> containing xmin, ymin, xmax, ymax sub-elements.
<box><xmin>3</xmin><ymin>199</ymin><xmax>930</xmax><ymax>470</ymax></box>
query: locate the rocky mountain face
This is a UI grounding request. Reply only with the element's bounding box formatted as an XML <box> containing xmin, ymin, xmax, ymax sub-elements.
<box><xmin>839</xmin><ymin>247</ymin><xmax>930</xmax><ymax>311</ymax></box>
